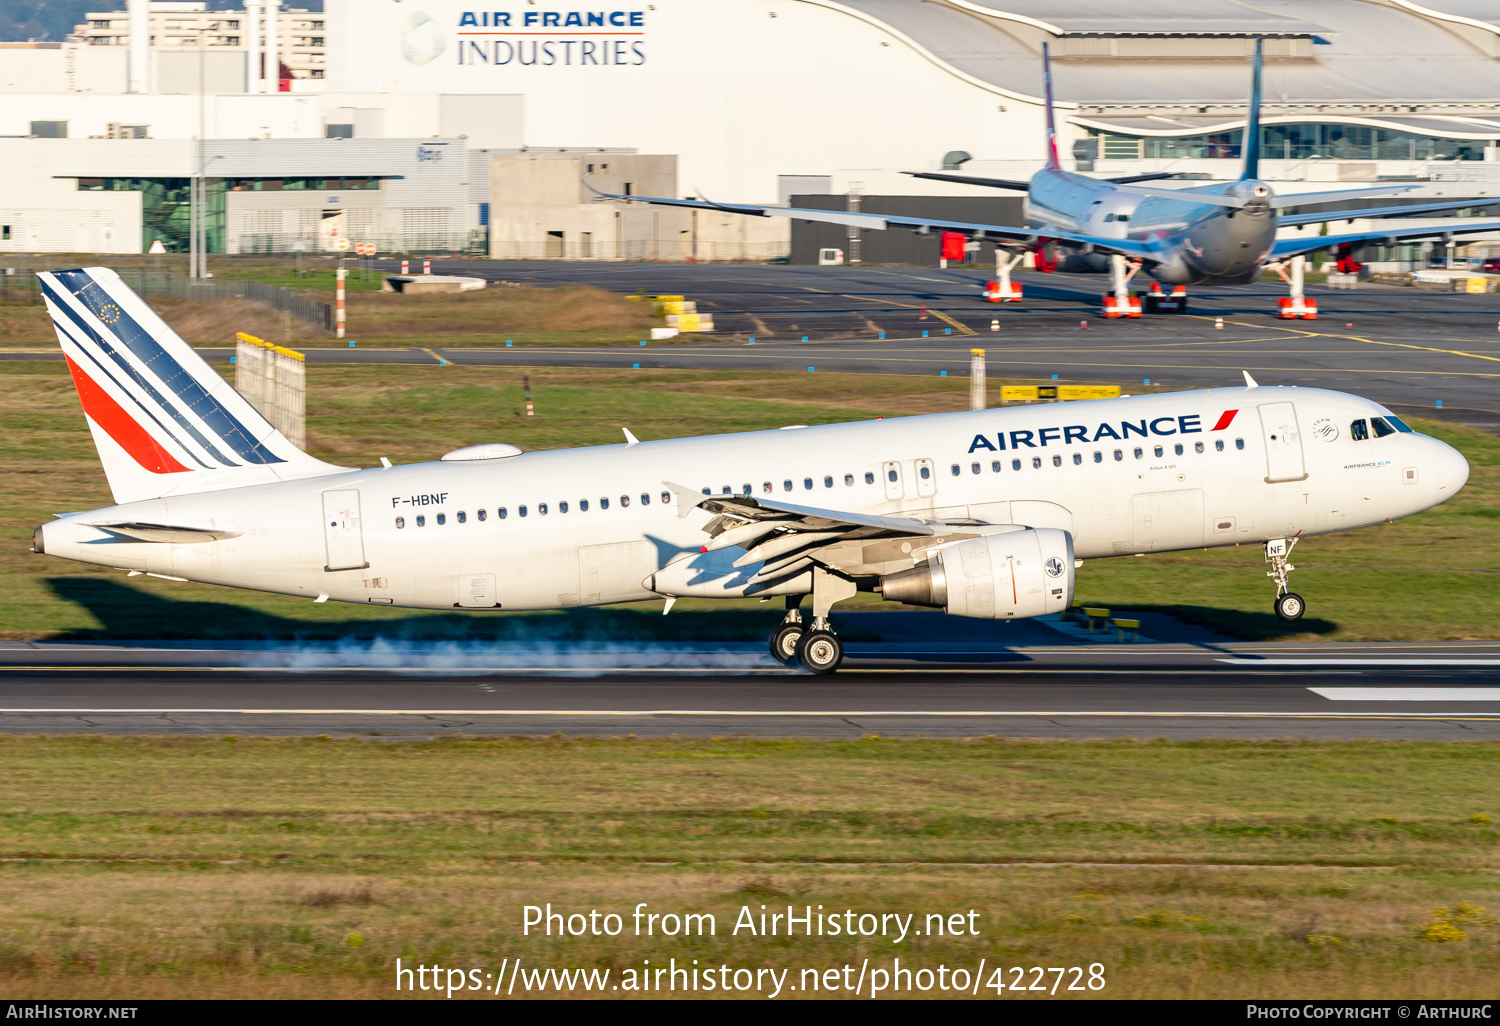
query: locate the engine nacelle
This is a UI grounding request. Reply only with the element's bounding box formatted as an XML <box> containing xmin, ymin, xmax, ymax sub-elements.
<box><xmin>879</xmin><ymin>528</ymin><xmax>1074</xmax><ymax>619</ymax></box>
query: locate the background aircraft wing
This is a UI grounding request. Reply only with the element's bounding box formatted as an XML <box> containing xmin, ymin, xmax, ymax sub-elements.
<box><xmin>903</xmin><ymin>170</ymin><xmax>1185</xmax><ymax>191</ymax></box>
<box><xmin>1279</xmin><ymin>199</ymin><xmax>1499</xmax><ymax>227</ymax></box>
<box><xmin>1271</xmin><ymin>220</ymin><xmax>1500</xmax><ymax>259</ymax></box>
<box><xmin>590</xmin><ymin>184</ymin><xmax>1160</xmax><ymax>261</ymax></box>
<box><xmin>1270</xmin><ymin>185</ymin><xmax>1417</xmax><ymax>208</ymax></box>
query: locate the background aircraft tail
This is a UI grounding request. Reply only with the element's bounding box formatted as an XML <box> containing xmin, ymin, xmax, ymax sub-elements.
<box><xmin>1242</xmin><ymin>38</ymin><xmax>1264</xmax><ymax>181</ymax></box>
<box><xmin>39</xmin><ymin>266</ymin><xmax>350</xmax><ymax>505</ymax></box>
<box><xmin>1041</xmin><ymin>41</ymin><xmax>1061</xmax><ymax>170</ymax></box>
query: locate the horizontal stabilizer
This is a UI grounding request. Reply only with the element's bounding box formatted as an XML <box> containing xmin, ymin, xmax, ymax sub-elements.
<box><xmin>1280</xmin><ymin>198</ymin><xmax>1498</xmax><ymax>227</ymax></box>
<box><xmin>1271</xmin><ymin>185</ymin><xmax>1417</xmax><ymax>209</ymax></box>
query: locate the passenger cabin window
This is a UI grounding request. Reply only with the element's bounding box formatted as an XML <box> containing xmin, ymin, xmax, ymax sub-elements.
<box><xmin>661</xmin><ymin>491</ymin><xmax>671</xmax><ymax>504</ymax></box>
<box><xmin>1235</xmin><ymin>438</ymin><xmax>1245</xmax><ymax>450</ymax></box>
<box><xmin>1134</xmin><ymin>447</ymin><xmax>1143</xmax><ymax>459</ymax></box>
<box><xmin>519</xmin><ymin>506</ymin><xmax>528</xmax><ymax>517</ymax></box>
<box><xmin>865</xmin><ymin>472</ymin><xmax>875</xmax><ymax>484</ymax></box>
<box><xmin>457</xmin><ymin>511</ymin><xmax>467</xmax><ymax>523</ymax></box>
<box><xmin>498</xmin><ymin>508</ymin><xmax>508</xmax><ymax>519</ymax></box>
<box><xmin>785</xmin><ymin>480</ymin><xmax>794</xmax><ymax>492</ymax></box>
<box><xmin>620</xmin><ymin>495</ymin><xmax>630</xmax><ymax>507</ymax></box>
<box><xmin>1052</xmin><ymin>455</ymin><xmax>1062</xmax><ymax>467</ymax></box>
<box><xmin>580</xmin><ymin>500</ymin><xmax>589</xmax><ymax>512</ymax></box>
<box><xmin>1154</xmin><ymin>446</ymin><xmax>1164</xmax><ymax>458</ymax></box>
<box><xmin>1072</xmin><ymin>453</ymin><xmax>1082</xmax><ymax>465</ymax></box>
<box><xmin>478</xmin><ymin>509</ymin><xmax>487</xmax><ymax>521</ymax></box>
<box><xmin>763</xmin><ymin>482</ymin><xmax>773</xmax><ymax>493</ymax></box>
<box><xmin>1093</xmin><ymin>451</ymin><xmax>1102</xmax><ymax>463</ymax></box>
<box><xmin>1350</xmin><ymin>419</ymin><xmax>1369</xmax><ymax>441</ymax></box>
<box><xmin>436</xmin><ymin>513</ymin><xmax>446</xmax><ymax>525</ymax></box>
<box><xmin>823</xmin><ymin>476</ymin><xmax>833</xmax><ymax>488</ymax></box>
<box><xmin>991</xmin><ymin>460</ymin><xmax>1001</xmax><ymax>472</ymax></box>
<box><xmin>948</xmin><ymin>465</ymin><xmax>958</xmax><ymax>477</ymax></box>
<box><xmin>1032</xmin><ymin>457</ymin><xmax>1042</xmax><ymax>469</ymax></box>
<box><xmin>1372</xmin><ymin>416</ymin><xmax>1397</xmax><ymax>438</ymax></box>
<box><xmin>844</xmin><ymin>474</ymin><xmax>854</xmax><ymax>486</ymax></box>
<box><xmin>1215</xmin><ymin>440</ymin><xmax>1224</xmax><ymax>452</ymax></box>
<box><xmin>971</xmin><ymin>462</ymin><xmax>981</xmax><ymax>474</ymax></box>
<box><xmin>803</xmin><ymin>478</ymin><xmax>813</xmax><ymax>490</ymax></box>
<box><xmin>1114</xmin><ymin>449</ymin><xmax>1123</xmax><ymax>461</ymax></box>
<box><xmin>396</xmin><ymin>516</ymin><xmax>405</xmax><ymax>529</ymax></box>
<box><xmin>416</xmin><ymin>515</ymin><xmax>426</xmax><ymax>527</ymax></box>
<box><xmin>559</xmin><ymin>502</ymin><xmax>569</xmax><ymax>514</ymax></box>
<box><xmin>1195</xmin><ymin>441</ymin><xmax>1204</xmax><ymax>454</ymax></box>
<box><xmin>600</xmin><ymin>498</ymin><xmax>609</xmax><ymax>509</ymax></box>
<box><xmin>1013</xmin><ymin>459</ymin><xmax>1022</xmax><ymax>471</ymax></box>
<box><xmin>644</xmin><ymin>493</ymin><xmax>654</xmax><ymax>505</ymax></box>
<box><xmin>1174</xmin><ymin>443</ymin><xmax>1184</xmax><ymax>456</ymax></box>
<box><xmin>538</xmin><ymin>504</ymin><xmax>548</xmax><ymax>516</ymax></box>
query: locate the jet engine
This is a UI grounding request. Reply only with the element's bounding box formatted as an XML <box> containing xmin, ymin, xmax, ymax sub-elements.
<box><xmin>877</xmin><ymin>527</ymin><xmax>1074</xmax><ymax>619</ymax></box>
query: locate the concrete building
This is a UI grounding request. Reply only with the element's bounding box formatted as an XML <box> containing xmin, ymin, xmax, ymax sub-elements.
<box><xmin>76</xmin><ymin>1</ymin><xmax>327</xmax><ymax>85</ymax></box>
<box><xmin>0</xmin><ymin>137</ymin><xmax>475</xmax><ymax>255</ymax></box>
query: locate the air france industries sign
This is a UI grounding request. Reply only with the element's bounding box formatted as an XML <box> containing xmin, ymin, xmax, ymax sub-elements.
<box><xmin>447</xmin><ymin>9</ymin><xmax>649</xmax><ymax>67</ymax></box>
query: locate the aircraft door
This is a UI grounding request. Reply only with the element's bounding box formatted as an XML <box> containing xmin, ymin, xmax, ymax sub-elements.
<box><xmin>915</xmin><ymin>458</ymin><xmax>937</xmax><ymax>498</ymax></box>
<box><xmin>1258</xmin><ymin>402</ymin><xmax>1307</xmax><ymax>482</ymax></box>
<box><xmin>881</xmin><ymin>461</ymin><xmax>905</xmax><ymax>501</ymax></box>
<box><xmin>321</xmin><ymin>489</ymin><xmax>368</xmax><ymax>571</ymax></box>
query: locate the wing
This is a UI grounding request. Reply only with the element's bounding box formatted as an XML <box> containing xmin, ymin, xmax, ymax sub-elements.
<box><xmin>587</xmin><ymin>183</ymin><xmax>1162</xmax><ymax>261</ymax></box>
<box><xmin>1271</xmin><ymin>220</ymin><xmax>1500</xmax><ymax>259</ymax></box>
<box><xmin>1281</xmin><ymin>199</ymin><xmax>1498</xmax><ymax>228</ymax></box>
<box><xmin>89</xmin><ymin>521</ymin><xmax>241</xmax><ymax>543</ymax></box>
<box><xmin>658</xmin><ymin>481</ymin><xmax>1030</xmax><ymax>593</ymax></box>
<box><xmin>1270</xmin><ymin>185</ymin><xmax>1418</xmax><ymax>209</ymax></box>
<box><xmin>903</xmin><ymin>170</ymin><xmax>1185</xmax><ymax>191</ymax></box>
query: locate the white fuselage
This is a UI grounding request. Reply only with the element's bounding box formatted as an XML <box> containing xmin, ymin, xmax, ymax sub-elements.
<box><xmin>38</xmin><ymin>386</ymin><xmax>1467</xmax><ymax>612</ymax></box>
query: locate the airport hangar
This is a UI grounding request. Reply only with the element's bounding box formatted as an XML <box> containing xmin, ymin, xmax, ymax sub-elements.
<box><xmin>6</xmin><ymin>0</ymin><xmax>1500</xmax><ymax>264</ymax></box>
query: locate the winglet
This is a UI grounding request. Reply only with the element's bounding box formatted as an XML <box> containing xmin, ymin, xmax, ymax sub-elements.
<box><xmin>623</xmin><ymin>427</ymin><xmax>640</xmax><ymax>446</ymax></box>
<box><xmin>662</xmin><ymin>480</ymin><xmax>710</xmax><ymax>518</ymax></box>
<box><xmin>1243</xmin><ymin>370</ymin><xmax>1259</xmax><ymax>388</ymax></box>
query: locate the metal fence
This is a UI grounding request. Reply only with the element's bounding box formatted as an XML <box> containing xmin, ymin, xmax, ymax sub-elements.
<box><xmin>233</xmin><ymin>231</ymin><xmax>490</xmax><ymax>257</ymax></box>
<box><xmin>0</xmin><ymin>270</ymin><xmax>333</xmax><ymax>335</ymax></box>
<box><xmin>485</xmin><ymin>239</ymin><xmax>791</xmax><ymax>262</ymax></box>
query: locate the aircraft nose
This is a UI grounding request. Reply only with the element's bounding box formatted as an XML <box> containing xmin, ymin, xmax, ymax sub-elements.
<box><xmin>1434</xmin><ymin>438</ymin><xmax>1470</xmax><ymax>495</ymax></box>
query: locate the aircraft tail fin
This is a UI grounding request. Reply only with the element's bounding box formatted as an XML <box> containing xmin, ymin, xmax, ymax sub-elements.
<box><xmin>39</xmin><ymin>267</ymin><xmax>350</xmax><ymax>505</ymax></box>
<box><xmin>1041</xmin><ymin>41</ymin><xmax>1061</xmax><ymax>170</ymax></box>
<box><xmin>1242</xmin><ymin>37</ymin><xmax>1264</xmax><ymax>181</ymax></box>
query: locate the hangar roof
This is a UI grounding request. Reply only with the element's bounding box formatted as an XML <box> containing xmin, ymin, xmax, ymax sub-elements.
<box><xmin>831</xmin><ymin>0</ymin><xmax>1500</xmax><ymax>107</ymax></box>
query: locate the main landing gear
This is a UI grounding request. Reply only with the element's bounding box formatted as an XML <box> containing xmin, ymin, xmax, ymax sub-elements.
<box><xmin>767</xmin><ymin>569</ymin><xmax>857</xmax><ymax>674</ymax></box>
<box><xmin>1270</xmin><ymin>254</ymin><xmax>1318</xmax><ymax>319</ymax></box>
<box><xmin>1101</xmin><ymin>254</ymin><xmax>1143</xmax><ymax>318</ymax></box>
<box><xmin>1265</xmin><ymin>538</ymin><xmax>1305</xmax><ymax>621</ymax></box>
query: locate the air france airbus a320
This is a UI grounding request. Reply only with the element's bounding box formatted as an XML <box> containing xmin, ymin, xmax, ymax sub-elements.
<box><xmin>31</xmin><ymin>267</ymin><xmax>1468</xmax><ymax>673</ymax></box>
<box><xmin>593</xmin><ymin>39</ymin><xmax>1500</xmax><ymax>318</ymax></box>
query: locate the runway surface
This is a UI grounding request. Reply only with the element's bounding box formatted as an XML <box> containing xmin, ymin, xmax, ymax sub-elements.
<box><xmin>7</xmin><ymin>640</ymin><xmax>1500</xmax><ymax>738</ymax></box>
<box><xmin>6</xmin><ymin>264</ymin><xmax>1499</xmax><ymax>425</ymax></box>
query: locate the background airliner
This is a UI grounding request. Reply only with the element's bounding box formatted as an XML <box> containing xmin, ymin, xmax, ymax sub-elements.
<box><xmin>31</xmin><ymin>268</ymin><xmax>1469</xmax><ymax>673</ymax></box>
<box><xmin>593</xmin><ymin>40</ymin><xmax>1500</xmax><ymax>317</ymax></box>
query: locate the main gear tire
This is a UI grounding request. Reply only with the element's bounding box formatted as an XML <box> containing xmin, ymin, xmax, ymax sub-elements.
<box><xmin>769</xmin><ymin>622</ymin><xmax>804</xmax><ymax>664</ymax></box>
<box><xmin>796</xmin><ymin>630</ymin><xmax>844</xmax><ymax>675</ymax></box>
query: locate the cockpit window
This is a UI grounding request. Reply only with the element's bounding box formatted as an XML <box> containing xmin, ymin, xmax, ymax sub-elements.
<box><xmin>1386</xmin><ymin>415</ymin><xmax>1414</xmax><ymax>433</ymax></box>
<box><xmin>1371</xmin><ymin>416</ymin><xmax>1397</xmax><ymax>438</ymax></box>
<box><xmin>1350</xmin><ymin>419</ymin><xmax>1369</xmax><ymax>441</ymax></box>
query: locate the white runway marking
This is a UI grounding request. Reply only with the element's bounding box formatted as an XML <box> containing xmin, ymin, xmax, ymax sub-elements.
<box><xmin>4</xmin><ymin>708</ymin><xmax>1500</xmax><ymax>719</ymax></box>
<box><xmin>1220</xmin><ymin>659</ymin><xmax>1500</xmax><ymax>667</ymax></box>
<box><xmin>1311</xmin><ymin>688</ymin><xmax>1500</xmax><ymax>702</ymax></box>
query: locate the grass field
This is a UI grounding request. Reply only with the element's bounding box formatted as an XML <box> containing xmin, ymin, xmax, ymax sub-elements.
<box><xmin>1</xmin><ymin>736</ymin><xmax>1499</xmax><ymax>999</ymax></box>
<box><xmin>0</xmin><ymin>360</ymin><xmax>1494</xmax><ymax>642</ymax></box>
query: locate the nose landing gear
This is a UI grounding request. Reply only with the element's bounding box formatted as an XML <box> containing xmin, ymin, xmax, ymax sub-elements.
<box><xmin>1266</xmin><ymin>538</ymin><xmax>1305</xmax><ymax>621</ymax></box>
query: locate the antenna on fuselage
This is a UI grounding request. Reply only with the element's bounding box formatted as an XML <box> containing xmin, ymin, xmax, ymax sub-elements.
<box><xmin>1242</xmin><ymin>38</ymin><xmax>1264</xmax><ymax>181</ymax></box>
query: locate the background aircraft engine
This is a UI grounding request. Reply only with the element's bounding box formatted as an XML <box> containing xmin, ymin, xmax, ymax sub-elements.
<box><xmin>878</xmin><ymin>528</ymin><xmax>1075</xmax><ymax>619</ymax></box>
